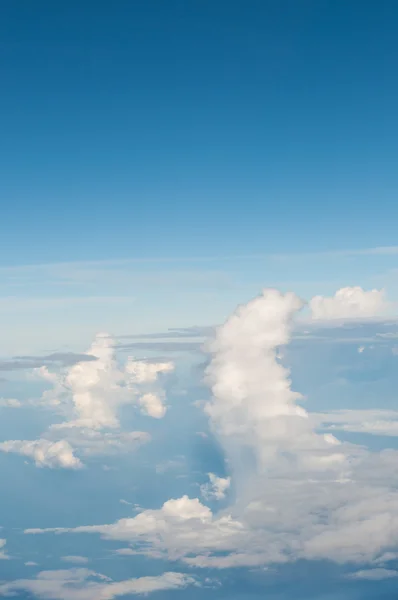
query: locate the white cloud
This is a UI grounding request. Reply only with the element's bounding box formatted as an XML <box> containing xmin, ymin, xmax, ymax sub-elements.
<box><xmin>124</xmin><ymin>359</ymin><xmax>174</xmax><ymax>384</ymax></box>
<box><xmin>36</xmin><ymin>334</ymin><xmax>174</xmax><ymax>430</ymax></box>
<box><xmin>309</xmin><ymin>287</ymin><xmax>389</xmax><ymax>320</ymax></box>
<box><xmin>0</xmin><ymin>334</ymin><xmax>174</xmax><ymax>469</ymax></box>
<box><xmin>25</xmin><ymin>495</ymin><xmax>261</xmax><ymax>565</ymax></box>
<box><xmin>61</xmin><ymin>556</ymin><xmax>88</xmax><ymax>564</ymax></box>
<box><xmin>0</xmin><ymin>439</ymin><xmax>82</xmax><ymax>469</ymax></box>
<box><xmin>204</xmin><ymin>289</ymin><xmax>342</xmax><ymax>474</ymax></box>
<box><xmin>348</xmin><ymin>568</ymin><xmax>398</xmax><ymax>580</ymax></box>
<box><xmin>114</xmin><ymin>548</ymin><xmax>137</xmax><ymax>556</ymax></box>
<box><xmin>0</xmin><ymin>398</ymin><xmax>21</xmax><ymax>408</ymax></box>
<box><xmin>46</xmin><ymin>428</ymin><xmax>150</xmax><ymax>457</ymax></box>
<box><xmin>201</xmin><ymin>473</ymin><xmax>231</xmax><ymax>500</ymax></box>
<box><xmin>138</xmin><ymin>393</ymin><xmax>166</xmax><ymax>418</ymax></box>
<box><xmin>0</xmin><ymin>568</ymin><xmax>195</xmax><ymax>600</ymax></box>
<box><xmin>0</xmin><ymin>539</ymin><xmax>9</xmax><ymax>560</ymax></box>
<box><xmin>313</xmin><ymin>409</ymin><xmax>398</xmax><ymax>437</ymax></box>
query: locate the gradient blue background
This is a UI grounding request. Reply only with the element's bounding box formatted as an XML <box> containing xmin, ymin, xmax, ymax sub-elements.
<box><xmin>1</xmin><ymin>3</ymin><xmax>398</xmax><ymax>598</ymax></box>
<box><xmin>1</xmin><ymin>0</ymin><xmax>398</xmax><ymax>265</ymax></box>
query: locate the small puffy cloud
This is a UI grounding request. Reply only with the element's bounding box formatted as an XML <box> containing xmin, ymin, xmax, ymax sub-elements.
<box><xmin>348</xmin><ymin>568</ymin><xmax>398</xmax><ymax>580</ymax></box>
<box><xmin>0</xmin><ymin>439</ymin><xmax>82</xmax><ymax>469</ymax></box>
<box><xmin>309</xmin><ymin>287</ymin><xmax>389</xmax><ymax>320</ymax></box>
<box><xmin>119</xmin><ymin>499</ymin><xmax>132</xmax><ymax>506</ymax></box>
<box><xmin>0</xmin><ymin>568</ymin><xmax>196</xmax><ymax>600</ymax></box>
<box><xmin>0</xmin><ymin>398</ymin><xmax>22</xmax><ymax>407</ymax></box>
<box><xmin>0</xmin><ymin>539</ymin><xmax>9</xmax><ymax>560</ymax></box>
<box><xmin>201</xmin><ymin>473</ymin><xmax>231</xmax><ymax>500</ymax></box>
<box><xmin>114</xmin><ymin>548</ymin><xmax>138</xmax><ymax>556</ymax></box>
<box><xmin>138</xmin><ymin>393</ymin><xmax>166</xmax><ymax>418</ymax></box>
<box><xmin>124</xmin><ymin>359</ymin><xmax>174</xmax><ymax>384</ymax></box>
<box><xmin>61</xmin><ymin>556</ymin><xmax>88</xmax><ymax>564</ymax></box>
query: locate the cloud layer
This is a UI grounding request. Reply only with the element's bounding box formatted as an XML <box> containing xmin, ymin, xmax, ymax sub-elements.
<box><xmin>3</xmin><ymin>284</ymin><xmax>398</xmax><ymax>599</ymax></box>
<box><xmin>0</xmin><ymin>568</ymin><xmax>196</xmax><ymax>600</ymax></box>
<box><xmin>23</xmin><ymin>288</ymin><xmax>398</xmax><ymax>573</ymax></box>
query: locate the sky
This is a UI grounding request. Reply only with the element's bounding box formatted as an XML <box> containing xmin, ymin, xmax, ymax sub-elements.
<box><xmin>1</xmin><ymin>1</ymin><xmax>398</xmax><ymax>599</ymax></box>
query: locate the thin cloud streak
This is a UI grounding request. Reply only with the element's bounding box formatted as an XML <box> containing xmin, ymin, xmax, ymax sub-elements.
<box><xmin>1</xmin><ymin>244</ymin><xmax>397</xmax><ymax>274</ymax></box>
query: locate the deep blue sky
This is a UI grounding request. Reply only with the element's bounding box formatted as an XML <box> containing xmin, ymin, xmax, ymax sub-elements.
<box><xmin>1</xmin><ymin>0</ymin><xmax>398</xmax><ymax>265</ymax></box>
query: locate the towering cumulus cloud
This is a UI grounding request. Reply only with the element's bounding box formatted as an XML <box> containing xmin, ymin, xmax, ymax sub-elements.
<box><xmin>205</xmin><ymin>290</ymin><xmax>304</xmax><ymax>462</ymax></box>
<box><xmin>205</xmin><ymin>289</ymin><xmax>344</xmax><ymax>488</ymax></box>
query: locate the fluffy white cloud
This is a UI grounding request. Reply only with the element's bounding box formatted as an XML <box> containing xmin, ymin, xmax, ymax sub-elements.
<box><xmin>0</xmin><ymin>568</ymin><xmax>195</xmax><ymax>600</ymax></box>
<box><xmin>201</xmin><ymin>473</ymin><xmax>231</xmax><ymax>500</ymax></box>
<box><xmin>125</xmin><ymin>359</ymin><xmax>174</xmax><ymax>384</ymax></box>
<box><xmin>25</xmin><ymin>495</ymin><xmax>262</xmax><ymax>565</ymax></box>
<box><xmin>204</xmin><ymin>289</ymin><xmax>343</xmax><ymax>475</ymax></box>
<box><xmin>0</xmin><ymin>439</ymin><xmax>82</xmax><ymax>469</ymax></box>
<box><xmin>138</xmin><ymin>393</ymin><xmax>166</xmax><ymax>419</ymax></box>
<box><xmin>37</xmin><ymin>334</ymin><xmax>174</xmax><ymax>430</ymax></box>
<box><xmin>309</xmin><ymin>286</ymin><xmax>389</xmax><ymax>320</ymax></box>
<box><xmin>0</xmin><ymin>334</ymin><xmax>174</xmax><ymax>469</ymax></box>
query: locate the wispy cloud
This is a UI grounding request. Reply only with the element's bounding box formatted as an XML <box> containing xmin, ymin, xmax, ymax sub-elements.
<box><xmin>0</xmin><ymin>569</ymin><xmax>196</xmax><ymax>599</ymax></box>
<box><xmin>116</xmin><ymin>326</ymin><xmax>213</xmax><ymax>340</ymax></box>
<box><xmin>0</xmin><ymin>352</ymin><xmax>97</xmax><ymax>371</ymax></box>
<box><xmin>1</xmin><ymin>244</ymin><xmax>398</xmax><ymax>274</ymax></box>
<box><xmin>0</xmin><ymin>296</ymin><xmax>135</xmax><ymax>311</ymax></box>
<box><xmin>271</xmin><ymin>245</ymin><xmax>398</xmax><ymax>261</ymax></box>
<box><xmin>116</xmin><ymin>341</ymin><xmax>203</xmax><ymax>353</ymax></box>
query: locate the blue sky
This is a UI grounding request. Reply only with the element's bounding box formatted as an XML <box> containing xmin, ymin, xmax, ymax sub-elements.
<box><xmin>1</xmin><ymin>2</ymin><xmax>398</xmax><ymax>599</ymax></box>
<box><xmin>1</xmin><ymin>0</ymin><xmax>398</xmax><ymax>266</ymax></box>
